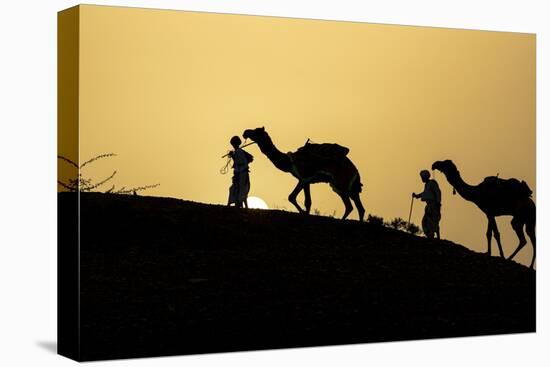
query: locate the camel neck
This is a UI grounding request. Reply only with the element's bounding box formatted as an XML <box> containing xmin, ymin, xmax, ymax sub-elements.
<box><xmin>445</xmin><ymin>170</ymin><xmax>478</xmax><ymax>201</ymax></box>
<box><xmin>256</xmin><ymin>134</ymin><xmax>292</xmax><ymax>173</ymax></box>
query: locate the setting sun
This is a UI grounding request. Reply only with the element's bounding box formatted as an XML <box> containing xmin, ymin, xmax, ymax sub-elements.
<box><xmin>247</xmin><ymin>196</ymin><xmax>269</xmax><ymax>209</ymax></box>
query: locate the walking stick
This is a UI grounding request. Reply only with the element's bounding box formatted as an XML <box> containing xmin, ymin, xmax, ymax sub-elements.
<box><xmin>407</xmin><ymin>196</ymin><xmax>415</xmax><ymax>227</ymax></box>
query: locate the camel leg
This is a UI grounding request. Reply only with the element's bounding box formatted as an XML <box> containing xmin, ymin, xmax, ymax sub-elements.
<box><xmin>485</xmin><ymin>217</ymin><xmax>493</xmax><ymax>256</ymax></box>
<box><xmin>339</xmin><ymin>193</ymin><xmax>353</xmax><ymax>220</ymax></box>
<box><xmin>493</xmin><ymin>218</ymin><xmax>504</xmax><ymax>258</ymax></box>
<box><xmin>350</xmin><ymin>191</ymin><xmax>365</xmax><ymax>222</ymax></box>
<box><xmin>526</xmin><ymin>221</ymin><xmax>536</xmax><ymax>269</ymax></box>
<box><xmin>303</xmin><ymin>183</ymin><xmax>312</xmax><ymax>214</ymax></box>
<box><xmin>508</xmin><ymin>216</ymin><xmax>527</xmax><ymax>261</ymax></box>
<box><xmin>487</xmin><ymin>216</ymin><xmax>504</xmax><ymax>258</ymax></box>
<box><xmin>288</xmin><ymin>181</ymin><xmax>305</xmax><ymax>213</ymax></box>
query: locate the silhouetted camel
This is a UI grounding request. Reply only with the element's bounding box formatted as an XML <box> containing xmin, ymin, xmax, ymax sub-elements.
<box><xmin>242</xmin><ymin>127</ymin><xmax>365</xmax><ymax>221</ymax></box>
<box><xmin>432</xmin><ymin>160</ymin><xmax>536</xmax><ymax>268</ymax></box>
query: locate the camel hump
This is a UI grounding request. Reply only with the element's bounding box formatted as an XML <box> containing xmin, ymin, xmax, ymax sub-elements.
<box><xmin>481</xmin><ymin>176</ymin><xmax>533</xmax><ymax>198</ymax></box>
<box><xmin>296</xmin><ymin>142</ymin><xmax>350</xmax><ymax>161</ymax></box>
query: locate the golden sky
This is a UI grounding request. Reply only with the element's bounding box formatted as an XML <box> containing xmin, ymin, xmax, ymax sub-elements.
<box><xmin>65</xmin><ymin>5</ymin><xmax>535</xmax><ymax>266</ymax></box>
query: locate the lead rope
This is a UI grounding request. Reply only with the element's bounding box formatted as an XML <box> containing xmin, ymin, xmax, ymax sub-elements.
<box><xmin>220</xmin><ymin>155</ymin><xmax>232</xmax><ymax>175</ymax></box>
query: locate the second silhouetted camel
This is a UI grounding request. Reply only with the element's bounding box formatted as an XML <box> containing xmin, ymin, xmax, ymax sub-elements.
<box><xmin>432</xmin><ymin>160</ymin><xmax>535</xmax><ymax>268</ymax></box>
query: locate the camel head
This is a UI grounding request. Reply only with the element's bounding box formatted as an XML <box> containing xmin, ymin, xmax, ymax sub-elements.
<box><xmin>432</xmin><ymin>160</ymin><xmax>458</xmax><ymax>175</ymax></box>
<box><xmin>243</xmin><ymin>127</ymin><xmax>267</xmax><ymax>142</ymax></box>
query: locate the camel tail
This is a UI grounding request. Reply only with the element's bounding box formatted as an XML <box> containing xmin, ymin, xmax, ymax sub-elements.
<box><xmin>351</xmin><ymin>170</ymin><xmax>363</xmax><ymax>194</ymax></box>
<box><xmin>527</xmin><ymin>197</ymin><xmax>536</xmax><ymax>224</ymax></box>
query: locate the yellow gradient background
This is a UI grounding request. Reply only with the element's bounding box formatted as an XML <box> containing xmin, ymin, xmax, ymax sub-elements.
<box><xmin>73</xmin><ymin>5</ymin><xmax>535</xmax><ymax>266</ymax></box>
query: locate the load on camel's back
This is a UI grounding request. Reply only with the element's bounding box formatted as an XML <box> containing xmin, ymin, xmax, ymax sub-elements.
<box><xmin>296</xmin><ymin>141</ymin><xmax>350</xmax><ymax>162</ymax></box>
<box><xmin>288</xmin><ymin>141</ymin><xmax>361</xmax><ymax>194</ymax></box>
<box><xmin>480</xmin><ymin>176</ymin><xmax>533</xmax><ymax>201</ymax></box>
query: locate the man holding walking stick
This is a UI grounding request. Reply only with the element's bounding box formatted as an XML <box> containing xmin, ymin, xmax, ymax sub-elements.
<box><xmin>412</xmin><ymin>170</ymin><xmax>442</xmax><ymax>239</ymax></box>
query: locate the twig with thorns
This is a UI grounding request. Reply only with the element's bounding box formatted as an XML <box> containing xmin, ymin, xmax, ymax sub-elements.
<box><xmin>57</xmin><ymin>153</ymin><xmax>159</xmax><ymax>194</ymax></box>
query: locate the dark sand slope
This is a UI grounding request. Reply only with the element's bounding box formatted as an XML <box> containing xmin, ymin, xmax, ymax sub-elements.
<box><xmin>59</xmin><ymin>192</ymin><xmax>535</xmax><ymax>361</ymax></box>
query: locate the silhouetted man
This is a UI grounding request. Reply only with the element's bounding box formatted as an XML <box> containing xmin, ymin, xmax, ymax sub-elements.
<box><xmin>412</xmin><ymin>170</ymin><xmax>441</xmax><ymax>239</ymax></box>
<box><xmin>227</xmin><ymin>136</ymin><xmax>253</xmax><ymax>208</ymax></box>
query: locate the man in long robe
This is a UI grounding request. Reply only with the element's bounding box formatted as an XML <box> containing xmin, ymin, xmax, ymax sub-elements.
<box><xmin>227</xmin><ymin>136</ymin><xmax>252</xmax><ymax>208</ymax></box>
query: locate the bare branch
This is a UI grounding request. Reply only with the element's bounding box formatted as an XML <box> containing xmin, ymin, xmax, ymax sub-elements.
<box><xmin>115</xmin><ymin>183</ymin><xmax>160</xmax><ymax>194</ymax></box>
<box><xmin>80</xmin><ymin>153</ymin><xmax>117</xmax><ymax>169</ymax></box>
<box><xmin>58</xmin><ymin>180</ymin><xmax>77</xmax><ymax>191</ymax></box>
<box><xmin>87</xmin><ymin>171</ymin><xmax>117</xmax><ymax>191</ymax></box>
<box><xmin>57</xmin><ymin>155</ymin><xmax>79</xmax><ymax>169</ymax></box>
<box><xmin>57</xmin><ymin>152</ymin><xmax>159</xmax><ymax>195</ymax></box>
